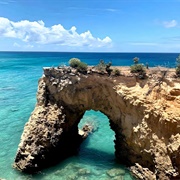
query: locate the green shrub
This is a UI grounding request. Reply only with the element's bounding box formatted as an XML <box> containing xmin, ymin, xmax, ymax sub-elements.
<box><xmin>69</xmin><ymin>58</ymin><xmax>81</xmax><ymax>68</ymax></box>
<box><xmin>130</xmin><ymin>57</ymin><xmax>146</xmax><ymax>79</ymax></box>
<box><xmin>76</xmin><ymin>61</ymin><xmax>88</xmax><ymax>73</ymax></box>
<box><xmin>130</xmin><ymin>64</ymin><xmax>145</xmax><ymax>73</ymax></box>
<box><xmin>105</xmin><ymin>62</ymin><xmax>112</xmax><ymax>76</ymax></box>
<box><xmin>176</xmin><ymin>66</ymin><xmax>180</xmax><ymax>76</ymax></box>
<box><xmin>68</xmin><ymin>58</ymin><xmax>87</xmax><ymax>74</ymax></box>
<box><xmin>176</xmin><ymin>67</ymin><xmax>180</xmax><ymax>77</ymax></box>
<box><xmin>176</xmin><ymin>55</ymin><xmax>180</xmax><ymax>77</ymax></box>
<box><xmin>113</xmin><ymin>68</ymin><xmax>121</xmax><ymax>76</ymax></box>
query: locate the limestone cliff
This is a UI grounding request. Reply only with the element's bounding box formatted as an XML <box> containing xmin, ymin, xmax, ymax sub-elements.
<box><xmin>14</xmin><ymin>67</ymin><xmax>180</xmax><ymax>179</ymax></box>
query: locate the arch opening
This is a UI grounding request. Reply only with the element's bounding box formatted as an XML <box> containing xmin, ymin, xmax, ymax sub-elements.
<box><xmin>75</xmin><ymin>110</ymin><xmax>135</xmax><ymax>180</ymax></box>
<box><xmin>78</xmin><ymin>110</ymin><xmax>115</xmax><ymax>161</ymax></box>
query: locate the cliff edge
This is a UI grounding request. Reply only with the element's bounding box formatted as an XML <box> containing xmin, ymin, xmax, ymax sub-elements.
<box><xmin>14</xmin><ymin>66</ymin><xmax>180</xmax><ymax>179</ymax></box>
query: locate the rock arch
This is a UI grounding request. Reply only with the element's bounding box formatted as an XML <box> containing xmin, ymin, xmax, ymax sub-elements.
<box><xmin>14</xmin><ymin>67</ymin><xmax>180</xmax><ymax>179</ymax></box>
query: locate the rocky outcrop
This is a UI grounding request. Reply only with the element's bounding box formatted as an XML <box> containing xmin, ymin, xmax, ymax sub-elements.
<box><xmin>14</xmin><ymin>67</ymin><xmax>180</xmax><ymax>179</ymax></box>
<box><xmin>79</xmin><ymin>124</ymin><xmax>94</xmax><ymax>139</ymax></box>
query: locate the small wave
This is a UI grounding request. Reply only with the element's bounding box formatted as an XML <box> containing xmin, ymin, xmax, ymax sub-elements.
<box><xmin>11</xmin><ymin>108</ymin><xmax>19</xmax><ymax>112</ymax></box>
<box><xmin>0</xmin><ymin>97</ymin><xmax>8</xmax><ymax>101</ymax></box>
<box><xmin>0</xmin><ymin>87</ymin><xmax>16</xmax><ymax>91</ymax></box>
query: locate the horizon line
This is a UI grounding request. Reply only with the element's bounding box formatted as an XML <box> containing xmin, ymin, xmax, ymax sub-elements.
<box><xmin>0</xmin><ymin>51</ymin><xmax>180</xmax><ymax>54</ymax></box>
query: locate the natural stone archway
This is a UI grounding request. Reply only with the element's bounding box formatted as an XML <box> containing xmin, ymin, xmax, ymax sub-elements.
<box><xmin>14</xmin><ymin>67</ymin><xmax>180</xmax><ymax>179</ymax></box>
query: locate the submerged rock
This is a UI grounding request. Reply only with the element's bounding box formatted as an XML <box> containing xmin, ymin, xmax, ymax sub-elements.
<box><xmin>106</xmin><ymin>168</ymin><xmax>125</xmax><ymax>177</ymax></box>
<box><xmin>78</xmin><ymin>168</ymin><xmax>91</xmax><ymax>175</ymax></box>
<box><xmin>78</xmin><ymin>124</ymin><xmax>94</xmax><ymax>139</ymax></box>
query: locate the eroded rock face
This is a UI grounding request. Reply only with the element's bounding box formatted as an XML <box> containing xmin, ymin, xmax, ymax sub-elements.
<box><xmin>14</xmin><ymin>67</ymin><xmax>180</xmax><ymax>179</ymax></box>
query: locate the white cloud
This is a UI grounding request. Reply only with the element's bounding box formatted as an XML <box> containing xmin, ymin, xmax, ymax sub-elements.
<box><xmin>13</xmin><ymin>42</ymin><xmax>20</xmax><ymax>47</ymax></box>
<box><xmin>163</xmin><ymin>20</ymin><xmax>178</xmax><ymax>28</ymax></box>
<box><xmin>105</xmin><ymin>8</ymin><xmax>117</xmax><ymax>12</ymax></box>
<box><xmin>25</xmin><ymin>44</ymin><xmax>34</xmax><ymax>48</ymax></box>
<box><xmin>0</xmin><ymin>0</ymin><xmax>15</xmax><ymax>5</ymax></box>
<box><xmin>0</xmin><ymin>17</ymin><xmax>112</xmax><ymax>48</ymax></box>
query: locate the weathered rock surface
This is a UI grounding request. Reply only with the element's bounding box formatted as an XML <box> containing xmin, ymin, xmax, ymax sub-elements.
<box><xmin>14</xmin><ymin>67</ymin><xmax>180</xmax><ymax>179</ymax></box>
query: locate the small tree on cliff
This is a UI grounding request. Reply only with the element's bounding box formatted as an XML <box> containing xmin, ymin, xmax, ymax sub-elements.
<box><xmin>130</xmin><ymin>57</ymin><xmax>146</xmax><ymax>79</ymax></box>
<box><xmin>105</xmin><ymin>62</ymin><xmax>113</xmax><ymax>76</ymax></box>
<box><xmin>96</xmin><ymin>60</ymin><xmax>106</xmax><ymax>72</ymax></box>
<box><xmin>133</xmin><ymin>57</ymin><xmax>139</xmax><ymax>64</ymax></box>
<box><xmin>96</xmin><ymin>60</ymin><xmax>113</xmax><ymax>76</ymax></box>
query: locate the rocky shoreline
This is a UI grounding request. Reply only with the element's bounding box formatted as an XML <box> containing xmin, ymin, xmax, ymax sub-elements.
<box><xmin>14</xmin><ymin>66</ymin><xmax>180</xmax><ymax>179</ymax></box>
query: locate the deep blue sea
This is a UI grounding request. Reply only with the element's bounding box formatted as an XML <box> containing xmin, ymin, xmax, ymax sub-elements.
<box><xmin>0</xmin><ymin>52</ymin><xmax>178</xmax><ymax>180</ymax></box>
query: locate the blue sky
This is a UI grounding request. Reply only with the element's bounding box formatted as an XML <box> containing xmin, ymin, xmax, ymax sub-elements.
<box><xmin>0</xmin><ymin>0</ymin><xmax>180</xmax><ymax>52</ymax></box>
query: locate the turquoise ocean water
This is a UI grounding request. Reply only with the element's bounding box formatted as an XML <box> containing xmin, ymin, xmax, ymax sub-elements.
<box><xmin>0</xmin><ymin>52</ymin><xmax>178</xmax><ymax>180</ymax></box>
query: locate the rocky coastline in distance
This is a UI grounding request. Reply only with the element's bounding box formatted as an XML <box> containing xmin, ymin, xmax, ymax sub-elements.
<box><xmin>14</xmin><ymin>64</ymin><xmax>180</xmax><ymax>180</ymax></box>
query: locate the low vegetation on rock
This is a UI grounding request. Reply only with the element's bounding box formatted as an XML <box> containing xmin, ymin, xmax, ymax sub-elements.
<box><xmin>69</xmin><ymin>58</ymin><xmax>87</xmax><ymax>74</ymax></box>
<box><xmin>69</xmin><ymin>58</ymin><xmax>81</xmax><ymax>68</ymax></box>
<box><xmin>113</xmin><ymin>68</ymin><xmax>121</xmax><ymax>76</ymax></box>
<box><xmin>105</xmin><ymin>62</ymin><xmax>113</xmax><ymax>76</ymax></box>
<box><xmin>95</xmin><ymin>60</ymin><xmax>113</xmax><ymax>76</ymax></box>
<box><xmin>68</xmin><ymin>56</ymin><xmax>180</xmax><ymax>80</ymax></box>
<box><xmin>96</xmin><ymin>59</ymin><xmax>106</xmax><ymax>71</ymax></box>
<box><xmin>175</xmin><ymin>54</ymin><xmax>180</xmax><ymax>77</ymax></box>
